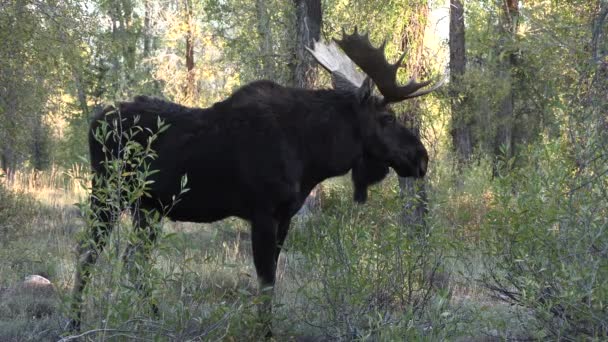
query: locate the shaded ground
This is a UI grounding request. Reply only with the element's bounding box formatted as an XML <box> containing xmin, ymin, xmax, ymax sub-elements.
<box><xmin>0</xmin><ymin>182</ymin><xmax>536</xmax><ymax>341</ymax></box>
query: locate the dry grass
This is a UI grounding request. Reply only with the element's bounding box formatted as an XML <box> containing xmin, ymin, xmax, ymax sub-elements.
<box><xmin>6</xmin><ymin>164</ymin><xmax>88</xmax><ymax>206</ymax></box>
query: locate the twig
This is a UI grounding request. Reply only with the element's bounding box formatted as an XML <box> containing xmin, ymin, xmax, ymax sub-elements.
<box><xmin>186</xmin><ymin>311</ymin><xmax>232</xmax><ymax>342</ymax></box>
<box><xmin>58</xmin><ymin>328</ymin><xmax>146</xmax><ymax>342</ymax></box>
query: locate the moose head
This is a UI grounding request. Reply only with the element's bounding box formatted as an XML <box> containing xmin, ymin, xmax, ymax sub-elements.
<box><xmin>308</xmin><ymin>28</ymin><xmax>442</xmax><ymax>202</ymax></box>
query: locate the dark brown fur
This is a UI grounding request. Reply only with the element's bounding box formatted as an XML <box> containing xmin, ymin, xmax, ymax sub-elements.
<box><xmin>69</xmin><ymin>80</ymin><xmax>428</xmax><ymax>334</ymax></box>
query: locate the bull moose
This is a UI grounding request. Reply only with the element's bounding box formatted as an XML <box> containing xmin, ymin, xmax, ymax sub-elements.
<box><xmin>69</xmin><ymin>29</ymin><xmax>441</xmax><ymax>335</ymax></box>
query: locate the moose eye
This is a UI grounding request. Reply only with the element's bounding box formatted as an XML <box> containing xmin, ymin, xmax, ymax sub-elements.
<box><xmin>379</xmin><ymin>114</ymin><xmax>396</xmax><ymax>125</ymax></box>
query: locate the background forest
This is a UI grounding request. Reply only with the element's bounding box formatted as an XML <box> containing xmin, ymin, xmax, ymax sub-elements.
<box><xmin>1</xmin><ymin>0</ymin><xmax>607</xmax><ymax>340</ymax></box>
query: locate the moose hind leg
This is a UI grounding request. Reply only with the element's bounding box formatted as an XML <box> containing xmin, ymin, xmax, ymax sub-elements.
<box><xmin>251</xmin><ymin>213</ymin><xmax>278</xmax><ymax>337</ymax></box>
<box><xmin>275</xmin><ymin>218</ymin><xmax>291</xmax><ymax>264</ymax></box>
<box><xmin>274</xmin><ymin>217</ymin><xmax>292</xmax><ymax>286</ymax></box>
<box><xmin>69</xmin><ymin>196</ymin><xmax>113</xmax><ymax>331</ymax></box>
<box><xmin>123</xmin><ymin>207</ymin><xmax>160</xmax><ymax>315</ymax></box>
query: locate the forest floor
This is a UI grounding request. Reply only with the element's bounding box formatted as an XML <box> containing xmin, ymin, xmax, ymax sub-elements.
<box><xmin>0</xmin><ymin>173</ymin><xmax>535</xmax><ymax>341</ymax></box>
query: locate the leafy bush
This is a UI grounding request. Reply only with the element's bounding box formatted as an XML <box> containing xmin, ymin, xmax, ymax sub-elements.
<box><xmin>282</xmin><ymin>177</ymin><xmax>458</xmax><ymax>340</ymax></box>
<box><xmin>65</xmin><ymin>111</ymin><xmax>271</xmax><ymax>340</ymax></box>
<box><xmin>0</xmin><ymin>180</ymin><xmax>38</xmax><ymax>247</ymax></box>
<box><xmin>480</xmin><ymin>141</ymin><xmax>608</xmax><ymax>339</ymax></box>
<box><xmin>67</xmin><ymin>112</ymin><xmax>178</xmax><ymax>334</ymax></box>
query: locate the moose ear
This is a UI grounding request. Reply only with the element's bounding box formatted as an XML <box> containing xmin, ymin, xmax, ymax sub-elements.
<box><xmin>332</xmin><ymin>73</ymin><xmax>359</xmax><ymax>93</ymax></box>
<box><xmin>356</xmin><ymin>77</ymin><xmax>374</xmax><ymax>103</ymax></box>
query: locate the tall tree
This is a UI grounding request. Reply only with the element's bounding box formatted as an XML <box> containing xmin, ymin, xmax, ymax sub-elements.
<box><xmin>493</xmin><ymin>0</ymin><xmax>520</xmax><ymax>162</ymax></box>
<box><xmin>449</xmin><ymin>0</ymin><xmax>472</xmax><ymax>161</ymax></box>
<box><xmin>397</xmin><ymin>1</ymin><xmax>429</xmax><ymax>229</ymax></box>
<box><xmin>293</xmin><ymin>0</ymin><xmax>322</xmax><ymax>214</ymax></box>
<box><xmin>0</xmin><ymin>0</ymin><xmax>86</xmax><ymax>174</ymax></box>
<box><xmin>293</xmin><ymin>0</ymin><xmax>322</xmax><ymax>88</ymax></box>
<box><xmin>255</xmin><ymin>0</ymin><xmax>275</xmax><ymax>79</ymax></box>
<box><xmin>91</xmin><ymin>0</ymin><xmax>143</xmax><ymax>100</ymax></box>
<box><xmin>143</xmin><ymin>0</ymin><xmax>152</xmax><ymax>59</ymax></box>
<box><xmin>395</xmin><ymin>0</ymin><xmax>450</xmax><ymax>302</ymax></box>
<box><xmin>0</xmin><ymin>0</ymin><xmax>27</xmax><ymax>178</ymax></box>
<box><xmin>184</xmin><ymin>0</ymin><xmax>197</xmax><ymax>102</ymax></box>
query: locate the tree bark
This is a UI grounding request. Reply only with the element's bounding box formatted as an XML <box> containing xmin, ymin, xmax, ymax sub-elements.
<box><xmin>493</xmin><ymin>0</ymin><xmax>519</xmax><ymax>164</ymax></box>
<box><xmin>1</xmin><ymin>82</ymin><xmax>18</xmax><ymax>182</ymax></box>
<box><xmin>0</xmin><ymin>5</ymin><xmax>22</xmax><ymax>181</ymax></box>
<box><xmin>293</xmin><ymin>0</ymin><xmax>321</xmax><ymax>88</ymax></box>
<box><xmin>293</xmin><ymin>0</ymin><xmax>322</xmax><ymax>215</ymax></box>
<box><xmin>31</xmin><ymin>113</ymin><xmax>49</xmax><ymax>171</ymax></box>
<box><xmin>184</xmin><ymin>0</ymin><xmax>196</xmax><ymax>102</ymax></box>
<box><xmin>591</xmin><ymin>2</ymin><xmax>608</xmax><ymax>61</ymax></box>
<box><xmin>398</xmin><ymin>1</ymin><xmax>428</xmax><ymax>230</ymax></box>
<box><xmin>397</xmin><ymin>1</ymin><xmax>448</xmax><ymax>295</ymax></box>
<box><xmin>255</xmin><ymin>0</ymin><xmax>275</xmax><ymax>79</ymax></box>
<box><xmin>143</xmin><ymin>0</ymin><xmax>152</xmax><ymax>59</ymax></box>
<box><xmin>72</xmin><ymin>68</ymin><xmax>89</xmax><ymax>117</ymax></box>
<box><xmin>449</xmin><ymin>0</ymin><xmax>472</xmax><ymax>162</ymax></box>
<box><xmin>399</xmin><ymin>117</ymin><xmax>428</xmax><ymax>231</ymax></box>
<box><xmin>589</xmin><ymin>1</ymin><xmax>608</xmax><ymax>147</ymax></box>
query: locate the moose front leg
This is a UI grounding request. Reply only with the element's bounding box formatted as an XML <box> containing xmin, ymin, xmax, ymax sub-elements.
<box><xmin>251</xmin><ymin>213</ymin><xmax>278</xmax><ymax>337</ymax></box>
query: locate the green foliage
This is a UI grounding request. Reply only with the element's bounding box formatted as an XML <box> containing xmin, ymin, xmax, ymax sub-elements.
<box><xmin>480</xmin><ymin>140</ymin><xmax>608</xmax><ymax>339</ymax></box>
<box><xmin>0</xmin><ymin>0</ymin><xmax>91</xmax><ymax>170</ymax></box>
<box><xmin>284</xmin><ymin>178</ymin><xmax>458</xmax><ymax>340</ymax></box>
<box><xmin>430</xmin><ymin>155</ymin><xmax>495</xmax><ymax>242</ymax></box>
<box><xmin>2</xmin><ymin>1</ymin><xmax>608</xmax><ymax>340</ymax></box>
<box><xmin>68</xmin><ymin>110</ymin><xmax>273</xmax><ymax>340</ymax></box>
<box><xmin>206</xmin><ymin>0</ymin><xmax>295</xmax><ymax>85</ymax></box>
<box><xmin>0</xmin><ymin>183</ymin><xmax>38</xmax><ymax>248</ymax></box>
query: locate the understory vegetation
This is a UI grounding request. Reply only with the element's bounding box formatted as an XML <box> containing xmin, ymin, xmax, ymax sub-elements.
<box><xmin>1</xmin><ymin>0</ymin><xmax>608</xmax><ymax>341</ymax></box>
<box><xmin>1</xmin><ymin>135</ymin><xmax>606</xmax><ymax>340</ymax></box>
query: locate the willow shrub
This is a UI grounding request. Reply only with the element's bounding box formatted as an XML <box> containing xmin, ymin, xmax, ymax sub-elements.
<box><xmin>68</xmin><ymin>112</ymin><xmax>272</xmax><ymax>340</ymax></box>
<box><xmin>67</xmin><ymin>113</ymin><xmax>189</xmax><ymax>337</ymax></box>
<box><xmin>282</xmin><ymin>177</ymin><xmax>458</xmax><ymax>340</ymax></box>
<box><xmin>481</xmin><ymin>140</ymin><xmax>608</xmax><ymax>339</ymax></box>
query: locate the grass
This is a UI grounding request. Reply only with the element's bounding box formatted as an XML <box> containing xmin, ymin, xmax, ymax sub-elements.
<box><xmin>0</xmin><ymin>166</ymin><xmax>538</xmax><ymax>341</ymax></box>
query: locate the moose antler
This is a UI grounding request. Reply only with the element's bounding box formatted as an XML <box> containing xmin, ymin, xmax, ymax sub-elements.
<box><xmin>333</xmin><ymin>27</ymin><xmax>443</xmax><ymax>103</ymax></box>
<box><xmin>306</xmin><ymin>40</ymin><xmax>367</xmax><ymax>91</ymax></box>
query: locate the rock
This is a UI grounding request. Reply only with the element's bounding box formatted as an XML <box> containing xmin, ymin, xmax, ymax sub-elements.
<box><xmin>22</xmin><ymin>275</ymin><xmax>54</xmax><ymax>293</ymax></box>
<box><xmin>0</xmin><ymin>275</ymin><xmax>57</xmax><ymax>318</ymax></box>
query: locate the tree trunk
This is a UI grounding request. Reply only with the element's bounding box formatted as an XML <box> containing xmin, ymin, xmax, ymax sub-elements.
<box><xmin>399</xmin><ymin>168</ymin><xmax>428</xmax><ymax>234</ymax></box>
<box><xmin>255</xmin><ymin>0</ymin><xmax>275</xmax><ymax>79</ymax></box>
<box><xmin>142</xmin><ymin>0</ymin><xmax>161</xmax><ymax>94</ymax></box>
<box><xmin>143</xmin><ymin>0</ymin><xmax>152</xmax><ymax>59</ymax></box>
<box><xmin>399</xmin><ymin>118</ymin><xmax>427</xmax><ymax>230</ymax></box>
<box><xmin>293</xmin><ymin>0</ymin><xmax>322</xmax><ymax>214</ymax></box>
<box><xmin>593</xmin><ymin>2</ymin><xmax>608</xmax><ymax>135</ymax></box>
<box><xmin>293</xmin><ymin>0</ymin><xmax>321</xmax><ymax>88</ymax></box>
<box><xmin>31</xmin><ymin>113</ymin><xmax>49</xmax><ymax>171</ymax></box>
<box><xmin>0</xmin><ymin>51</ymin><xmax>20</xmax><ymax>182</ymax></box>
<box><xmin>583</xmin><ymin>1</ymin><xmax>608</xmax><ymax>163</ymax></box>
<box><xmin>1</xmin><ymin>90</ymin><xmax>18</xmax><ymax>182</ymax></box>
<box><xmin>184</xmin><ymin>0</ymin><xmax>196</xmax><ymax>102</ymax></box>
<box><xmin>72</xmin><ymin>68</ymin><xmax>89</xmax><ymax>117</ymax></box>
<box><xmin>292</xmin><ymin>0</ymin><xmax>323</xmax><ymax>213</ymax></box>
<box><xmin>398</xmin><ymin>1</ymin><xmax>428</xmax><ymax>229</ymax></box>
<box><xmin>493</xmin><ymin>0</ymin><xmax>519</xmax><ymax>165</ymax></box>
<box><xmin>397</xmin><ymin>1</ymin><xmax>448</xmax><ymax>295</ymax></box>
<box><xmin>449</xmin><ymin>0</ymin><xmax>472</xmax><ymax>162</ymax></box>
<box><xmin>494</xmin><ymin>71</ymin><xmax>514</xmax><ymax>158</ymax></box>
